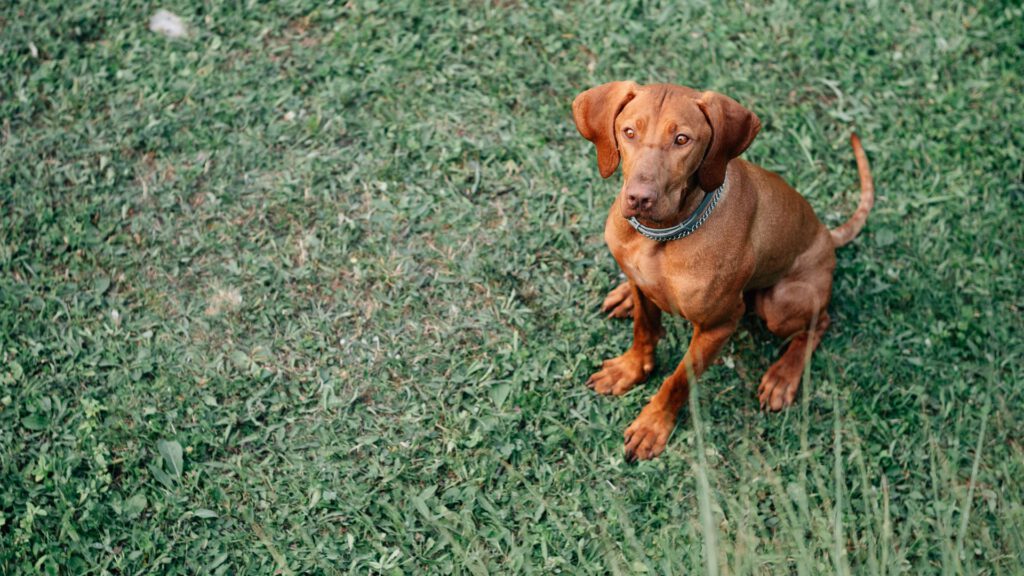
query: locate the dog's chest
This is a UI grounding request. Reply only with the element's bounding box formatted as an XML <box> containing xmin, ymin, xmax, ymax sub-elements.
<box><xmin>611</xmin><ymin>240</ymin><xmax>708</xmax><ymax>317</ymax></box>
<box><xmin>618</xmin><ymin>247</ymin><xmax>663</xmax><ymax>292</ymax></box>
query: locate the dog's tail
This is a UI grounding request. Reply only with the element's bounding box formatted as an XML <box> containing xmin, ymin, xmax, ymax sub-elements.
<box><xmin>830</xmin><ymin>133</ymin><xmax>875</xmax><ymax>248</ymax></box>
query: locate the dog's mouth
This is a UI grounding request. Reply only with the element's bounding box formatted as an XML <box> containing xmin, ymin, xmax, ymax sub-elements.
<box><xmin>621</xmin><ymin>205</ymin><xmax>653</xmax><ymax>221</ymax></box>
<box><xmin>619</xmin><ymin>190</ymin><xmax>679</xmax><ymax>225</ymax></box>
<box><xmin>626</xmin><ymin>211</ymin><xmax>665</xmax><ymax>227</ymax></box>
<box><xmin>619</xmin><ymin>195</ymin><xmax>664</xmax><ymax>223</ymax></box>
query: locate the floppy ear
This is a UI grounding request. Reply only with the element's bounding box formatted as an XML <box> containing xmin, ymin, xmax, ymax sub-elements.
<box><xmin>695</xmin><ymin>91</ymin><xmax>761</xmax><ymax>191</ymax></box>
<box><xmin>572</xmin><ymin>81</ymin><xmax>640</xmax><ymax>178</ymax></box>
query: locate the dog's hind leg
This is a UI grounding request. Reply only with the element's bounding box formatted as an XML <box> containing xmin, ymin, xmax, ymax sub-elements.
<box><xmin>602</xmin><ymin>280</ymin><xmax>634</xmax><ymax>318</ymax></box>
<box><xmin>754</xmin><ymin>238</ymin><xmax>836</xmax><ymax>411</ymax></box>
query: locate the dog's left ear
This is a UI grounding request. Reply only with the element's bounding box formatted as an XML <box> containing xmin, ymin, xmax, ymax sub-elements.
<box><xmin>572</xmin><ymin>81</ymin><xmax>640</xmax><ymax>178</ymax></box>
<box><xmin>696</xmin><ymin>91</ymin><xmax>761</xmax><ymax>191</ymax></box>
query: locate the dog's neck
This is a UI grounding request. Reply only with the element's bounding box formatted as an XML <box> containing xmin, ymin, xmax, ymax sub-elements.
<box><xmin>626</xmin><ymin>173</ymin><xmax>726</xmax><ymax>242</ymax></box>
<box><xmin>676</xmin><ymin>177</ymin><xmax>712</xmax><ymax>222</ymax></box>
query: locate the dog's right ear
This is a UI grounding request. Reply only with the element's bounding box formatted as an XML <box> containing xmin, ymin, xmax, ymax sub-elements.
<box><xmin>572</xmin><ymin>81</ymin><xmax>640</xmax><ymax>178</ymax></box>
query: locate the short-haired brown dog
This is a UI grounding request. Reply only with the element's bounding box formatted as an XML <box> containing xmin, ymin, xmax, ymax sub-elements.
<box><xmin>573</xmin><ymin>82</ymin><xmax>874</xmax><ymax>461</ymax></box>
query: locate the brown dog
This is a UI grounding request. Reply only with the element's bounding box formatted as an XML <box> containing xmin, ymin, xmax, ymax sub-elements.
<box><xmin>572</xmin><ymin>82</ymin><xmax>874</xmax><ymax>461</ymax></box>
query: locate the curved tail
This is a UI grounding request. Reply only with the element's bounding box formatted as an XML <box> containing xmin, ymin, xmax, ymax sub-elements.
<box><xmin>830</xmin><ymin>133</ymin><xmax>875</xmax><ymax>248</ymax></box>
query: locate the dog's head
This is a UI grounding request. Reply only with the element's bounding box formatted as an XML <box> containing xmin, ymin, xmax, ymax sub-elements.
<box><xmin>572</xmin><ymin>82</ymin><xmax>760</xmax><ymax>224</ymax></box>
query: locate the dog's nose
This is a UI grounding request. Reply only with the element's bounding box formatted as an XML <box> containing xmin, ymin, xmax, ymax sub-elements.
<box><xmin>626</xmin><ymin>187</ymin><xmax>656</xmax><ymax>212</ymax></box>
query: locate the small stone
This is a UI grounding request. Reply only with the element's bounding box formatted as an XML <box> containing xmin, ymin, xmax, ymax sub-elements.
<box><xmin>149</xmin><ymin>10</ymin><xmax>188</xmax><ymax>39</ymax></box>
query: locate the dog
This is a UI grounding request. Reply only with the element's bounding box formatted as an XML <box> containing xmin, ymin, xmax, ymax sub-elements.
<box><xmin>572</xmin><ymin>82</ymin><xmax>874</xmax><ymax>461</ymax></box>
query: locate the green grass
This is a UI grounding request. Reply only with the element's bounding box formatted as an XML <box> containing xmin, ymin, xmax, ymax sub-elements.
<box><xmin>1</xmin><ymin>0</ymin><xmax>1022</xmax><ymax>573</ymax></box>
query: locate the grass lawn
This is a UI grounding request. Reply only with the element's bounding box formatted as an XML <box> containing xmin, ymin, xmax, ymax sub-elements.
<box><xmin>2</xmin><ymin>0</ymin><xmax>1023</xmax><ymax>573</ymax></box>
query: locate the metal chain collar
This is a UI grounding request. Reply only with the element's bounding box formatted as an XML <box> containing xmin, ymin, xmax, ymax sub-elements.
<box><xmin>627</xmin><ymin>177</ymin><xmax>726</xmax><ymax>242</ymax></box>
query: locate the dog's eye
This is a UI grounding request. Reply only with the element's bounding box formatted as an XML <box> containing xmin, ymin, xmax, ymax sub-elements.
<box><xmin>623</xmin><ymin>127</ymin><xmax>635</xmax><ymax>139</ymax></box>
<box><xmin>675</xmin><ymin>134</ymin><xmax>690</xmax><ymax>146</ymax></box>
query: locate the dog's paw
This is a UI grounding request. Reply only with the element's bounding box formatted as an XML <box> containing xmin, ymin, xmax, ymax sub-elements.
<box><xmin>601</xmin><ymin>281</ymin><xmax>634</xmax><ymax>319</ymax></box>
<box><xmin>757</xmin><ymin>361</ymin><xmax>802</xmax><ymax>411</ymax></box>
<box><xmin>624</xmin><ymin>404</ymin><xmax>675</xmax><ymax>461</ymax></box>
<box><xmin>585</xmin><ymin>351</ymin><xmax>651</xmax><ymax>395</ymax></box>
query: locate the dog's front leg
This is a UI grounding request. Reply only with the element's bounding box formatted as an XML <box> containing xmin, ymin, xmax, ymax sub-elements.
<box><xmin>587</xmin><ymin>283</ymin><xmax>664</xmax><ymax>396</ymax></box>
<box><xmin>624</xmin><ymin>301</ymin><xmax>743</xmax><ymax>461</ymax></box>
